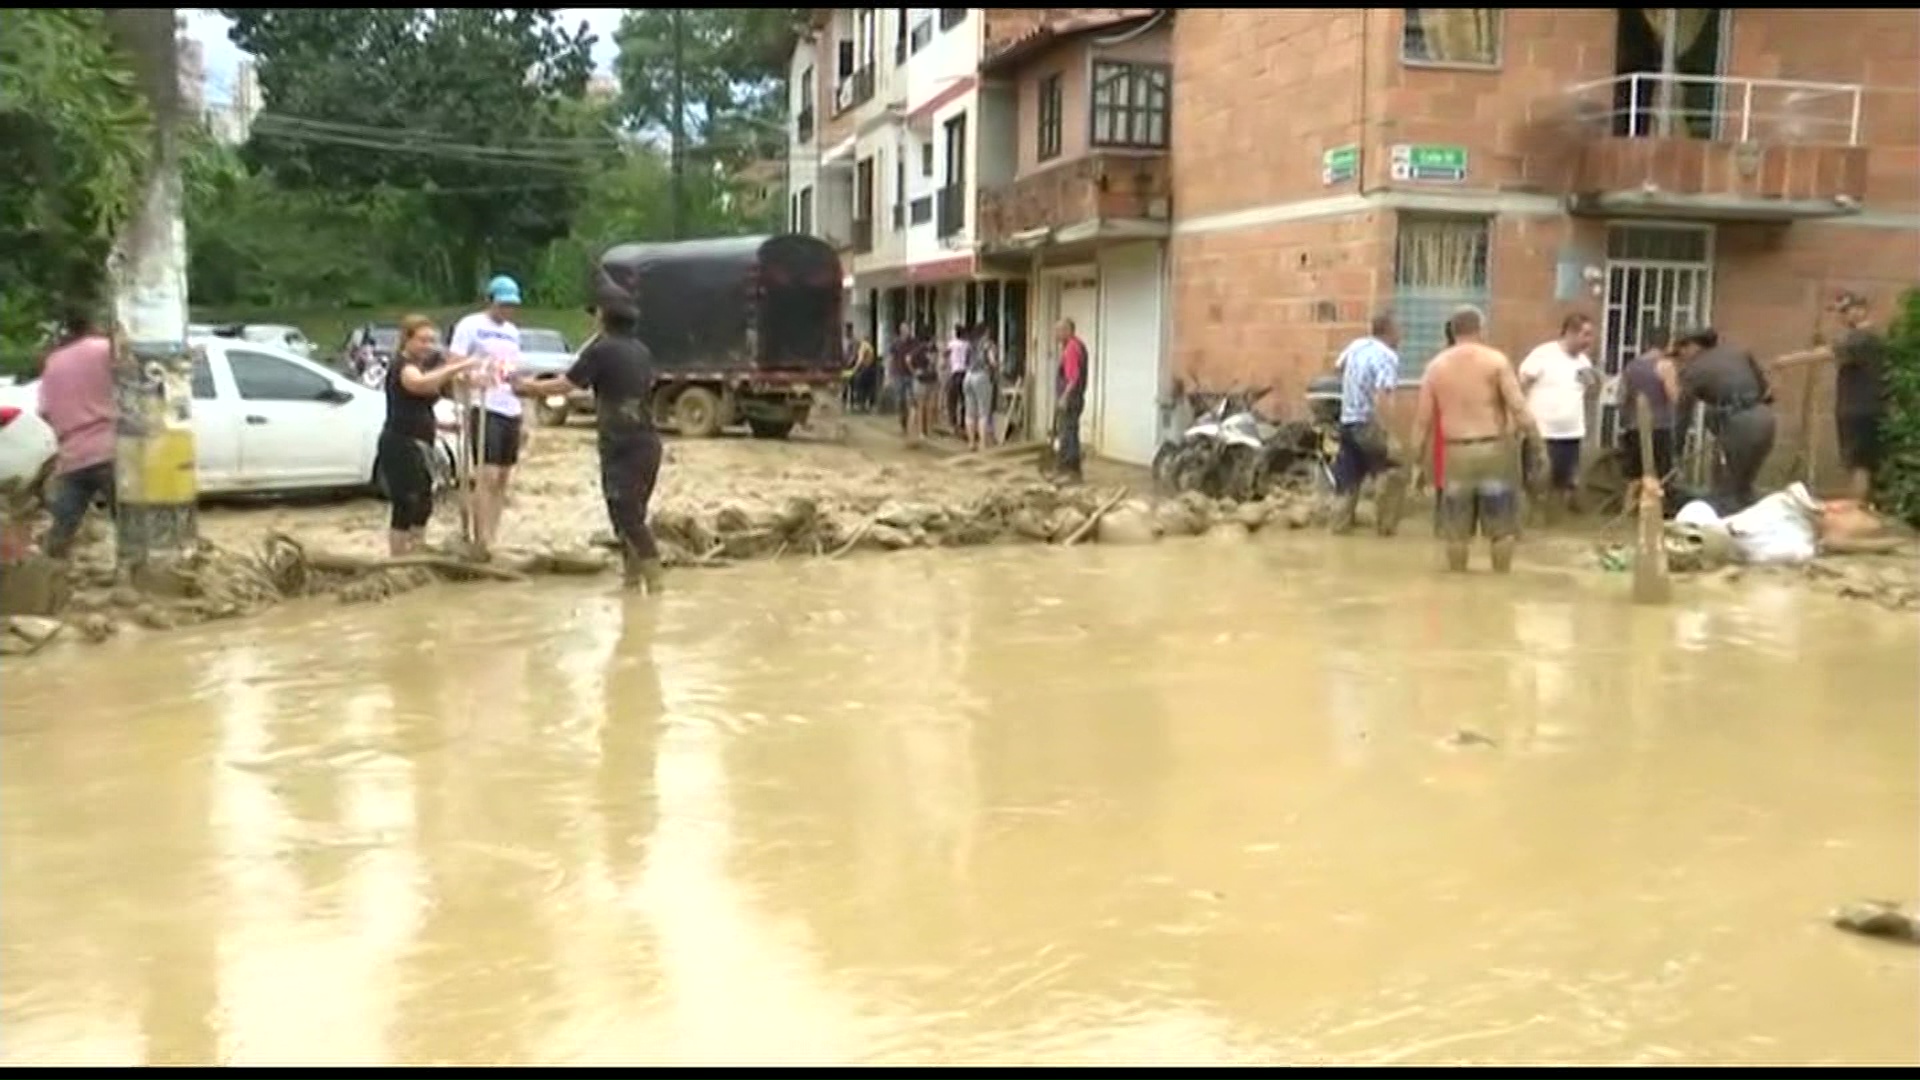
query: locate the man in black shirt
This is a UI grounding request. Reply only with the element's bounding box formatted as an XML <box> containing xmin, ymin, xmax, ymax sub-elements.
<box><xmin>1674</xmin><ymin>326</ymin><xmax>1776</xmax><ymax>514</ymax></box>
<box><xmin>515</xmin><ymin>303</ymin><xmax>665</xmax><ymax>592</ymax></box>
<box><xmin>1774</xmin><ymin>292</ymin><xmax>1888</xmax><ymax>503</ymax></box>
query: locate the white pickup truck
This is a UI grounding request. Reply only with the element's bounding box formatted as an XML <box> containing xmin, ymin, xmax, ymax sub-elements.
<box><xmin>0</xmin><ymin>336</ymin><xmax>457</xmax><ymax>498</ymax></box>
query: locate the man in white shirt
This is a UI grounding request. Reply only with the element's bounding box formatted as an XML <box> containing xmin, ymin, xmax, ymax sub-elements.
<box><xmin>448</xmin><ymin>275</ymin><xmax>525</xmax><ymax>555</ymax></box>
<box><xmin>1517</xmin><ymin>312</ymin><xmax>1599</xmax><ymax>518</ymax></box>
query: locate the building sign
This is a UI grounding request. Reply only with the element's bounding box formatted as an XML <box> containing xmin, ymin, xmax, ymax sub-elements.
<box><xmin>1390</xmin><ymin>143</ymin><xmax>1468</xmax><ymax>183</ymax></box>
<box><xmin>1321</xmin><ymin>145</ymin><xmax>1359</xmax><ymax>186</ymax></box>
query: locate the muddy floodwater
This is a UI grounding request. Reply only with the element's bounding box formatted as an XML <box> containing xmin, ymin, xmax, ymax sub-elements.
<box><xmin>3</xmin><ymin>539</ymin><xmax>1916</xmax><ymax>1065</ymax></box>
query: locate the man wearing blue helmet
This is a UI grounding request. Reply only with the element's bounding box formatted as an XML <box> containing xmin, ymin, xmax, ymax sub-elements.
<box><xmin>448</xmin><ymin>274</ymin><xmax>526</xmax><ymax>556</ymax></box>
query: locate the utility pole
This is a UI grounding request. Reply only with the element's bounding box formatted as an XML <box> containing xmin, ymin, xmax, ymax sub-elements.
<box><xmin>669</xmin><ymin>9</ymin><xmax>687</xmax><ymax>240</ymax></box>
<box><xmin>103</xmin><ymin>9</ymin><xmax>197</xmax><ymax>583</ymax></box>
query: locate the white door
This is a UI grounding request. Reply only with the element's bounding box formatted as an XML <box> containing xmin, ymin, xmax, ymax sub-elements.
<box><xmin>1094</xmin><ymin>242</ymin><xmax>1163</xmax><ymax>466</ymax></box>
<box><xmin>224</xmin><ymin>348</ymin><xmax>371</xmax><ymax>487</ymax></box>
<box><xmin>189</xmin><ymin>347</ymin><xmax>242</xmax><ymax>493</ymax></box>
<box><xmin>1598</xmin><ymin>223</ymin><xmax>1713</xmax><ymax>444</ymax></box>
<box><xmin>1046</xmin><ymin>273</ymin><xmax>1099</xmax><ymax>431</ymax></box>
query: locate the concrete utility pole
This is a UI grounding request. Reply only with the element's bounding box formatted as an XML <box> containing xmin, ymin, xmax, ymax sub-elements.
<box><xmin>102</xmin><ymin>9</ymin><xmax>198</xmax><ymax>580</ymax></box>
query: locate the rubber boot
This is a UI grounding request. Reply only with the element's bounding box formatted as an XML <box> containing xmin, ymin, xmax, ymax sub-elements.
<box><xmin>1329</xmin><ymin>491</ymin><xmax>1361</xmax><ymax>535</ymax></box>
<box><xmin>1374</xmin><ymin>470</ymin><xmax>1409</xmax><ymax>537</ymax></box>
<box><xmin>623</xmin><ymin>549</ymin><xmax>666</xmax><ymax>594</ymax></box>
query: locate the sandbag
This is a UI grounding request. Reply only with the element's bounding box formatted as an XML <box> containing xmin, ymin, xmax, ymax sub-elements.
<box><xmin>1723</xmin><ymin>483</ymin><xmax>1822</xmax><ymax>566</ymax></box>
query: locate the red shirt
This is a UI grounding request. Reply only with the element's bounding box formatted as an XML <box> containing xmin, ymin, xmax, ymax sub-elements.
<box><xmin>1059</xmin><ymin>336</ymin><xmax>1088</xmax><ymax>394</ymax></box>
<box><xmin>38</xmin><ymin>334</ymin><xmax>116</xmax><ymax>475</ymax></box>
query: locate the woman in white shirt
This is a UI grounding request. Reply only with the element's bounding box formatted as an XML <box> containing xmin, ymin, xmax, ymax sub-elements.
<box><xmin>1517</xmin><ymin>313</ymin><xmax>1600</xmax><ymax>517</ymax></box>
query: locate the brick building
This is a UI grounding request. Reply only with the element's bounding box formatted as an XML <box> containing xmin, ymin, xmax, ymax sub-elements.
<box><xmin>789</xmin><ymin>10</ymin><xmax>1917</xmax><ymax>472</ymax></box>
<box><xmin>1171</xmin><ymin>8</ymin><xmax>1919</xmax><ymax>466</ymax></box>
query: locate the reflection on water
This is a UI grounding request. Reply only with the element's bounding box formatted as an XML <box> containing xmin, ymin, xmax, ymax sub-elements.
<box><xmin>2</xmin><ymin>537</ymin><xmax>1916</xmax><ymax>1065</ymax></box>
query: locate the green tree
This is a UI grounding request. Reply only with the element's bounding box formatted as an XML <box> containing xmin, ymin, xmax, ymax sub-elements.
<box><xmin>219</xmin><ymin>8</ymin><xmax>609</xmax><ymax>301</ymax></box>
<box><xmin>613</xmin><ymin>9</ymin><xmax>804</xmax><ymax>170</ymax></box>
<box><xmin>0</xmin><ymin>9</ymin><xmax>150</xmax><ymax>375</ymax></box>
<box><xmin>1875</xmin><ymin>288</ymin><xmax>1920</xmax><ymax>526</ymax></box>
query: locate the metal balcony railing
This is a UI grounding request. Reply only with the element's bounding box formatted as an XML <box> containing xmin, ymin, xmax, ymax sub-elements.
<box><xmin>851</xmin><ymin>216</ymin><xmax>874</xmax><ymax>254</ymax></box>
<box><xmin>795</xmin><ymin>107</ymin><xmax>815</xmax><ymax>143</ymax></box>
<box><xmin>935</xmin><ymin>183</ymin><xmax>965</xmax><ymax>239</ymax></box>
<box><xmin>834</xmin><ymin>66</ymin><xmax>876</xmax><ymax>115</ymax></box>
<box><xmin>1560</xmin><ymin>72</ymin><xmax>1864</xmax><ymax>145</ymax></box>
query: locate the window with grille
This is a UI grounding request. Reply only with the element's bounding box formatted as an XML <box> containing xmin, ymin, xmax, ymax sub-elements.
<box><xmin>1037</xmin><ymin>73</ymin><xmax>1063</xmax><ymax>161</ymax></box>
<box><xmin>1401</xmin><ymin>9</ymin><xmax>1502</xmax><ymax>67</ymax></box>
<box><xmin>1392</xmin><ymin>214</ymin><xmax>1491</xmax><ymax>378</ymax></box>
<box><xmin>1090</xmin><ymin>61</ymin><xmax>1170</xmax><ymax>149</ymax></box>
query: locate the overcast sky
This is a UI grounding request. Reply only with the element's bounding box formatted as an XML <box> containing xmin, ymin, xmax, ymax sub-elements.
<box><xmin>183</xmin><ymin>8</ymin><xmax>624</xmax><ymax>105</ymax></box>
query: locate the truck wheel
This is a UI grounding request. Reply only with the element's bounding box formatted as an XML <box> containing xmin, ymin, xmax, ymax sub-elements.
<box><xmin>535</xmin><ymin>399</ymin><xmax>570</xmax><ymax>428</ymax></box>
<box><xmin>747</xmin><ymin>418</ymin><xmax>794</xmax><ymax>440</ymax></box>
<box><xmin>672</xmin><ymin>386</ymin><xmax>723</xmax><ymax>438</ymax></box>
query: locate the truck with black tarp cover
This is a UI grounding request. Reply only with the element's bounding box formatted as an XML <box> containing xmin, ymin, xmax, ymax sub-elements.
<box><xmin>574</xmin><ymin>233</ymin><xmax>843</xmax><ymax>439</ymax></box>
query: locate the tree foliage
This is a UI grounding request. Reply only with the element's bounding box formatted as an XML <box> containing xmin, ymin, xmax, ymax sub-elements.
<box><xmin>1874</xmin><ymin>288</ymin><xmax>1920</xmax><ymax>526</ymax></box>
<box><xmin>0</xmin><ymin>9</ymin><xmax>151</xmax><ymax>374</ymax></box>
<box><xmin>219</xmin><ymin>7</ymin><xmax>607</xmax><ymax>301</ymax></box>
<box><xmin>613</xmin><ymin>9</ymin><xmax>804</xmax><ymax>170</ymax></box>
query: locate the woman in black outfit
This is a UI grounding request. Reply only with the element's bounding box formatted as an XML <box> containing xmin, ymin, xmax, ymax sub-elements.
<box><xmin>377</xmin><ymin>314</ymin><xmax>475</xmax><ymax>555</ymax></box>
<box><xmin>514</xmin><ymin>301</ymin><xmax>666</xmax><ymax>593</ymax></box>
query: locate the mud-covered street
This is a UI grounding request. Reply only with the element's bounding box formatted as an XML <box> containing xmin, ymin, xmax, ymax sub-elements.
<box><xmin>3</xmin><ymin>531</ymin><xmax>1916</xmax><ymax>1065</ymax></box>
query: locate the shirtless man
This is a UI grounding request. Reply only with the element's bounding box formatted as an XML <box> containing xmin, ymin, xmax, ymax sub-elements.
<box><xmin>1411</xmin><ymin>306</ymin><xmax>1540</xmax><ymax>573</ymax></box>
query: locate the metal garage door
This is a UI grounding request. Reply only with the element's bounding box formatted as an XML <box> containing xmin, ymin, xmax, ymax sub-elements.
<box><xmin>1094</xmin><ymin>242</ymin><xmax>1163</xmax><ymax>466</ymax></box>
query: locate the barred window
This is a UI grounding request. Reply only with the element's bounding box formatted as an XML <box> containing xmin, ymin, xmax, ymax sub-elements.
<box><xmin>1392</xmin><ymin>214</ymin><xmax>1491</xmax><ymax>377</ymax></box>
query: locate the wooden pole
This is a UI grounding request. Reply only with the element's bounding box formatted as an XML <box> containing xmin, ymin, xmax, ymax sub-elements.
<box><xmin>102</xmin><ymin>9</ymin><xmax>198</xmax><ymax>583</ymax></box>
<box><xmin>1632</xmin><ymin>396</ymin><xmax>1672</xmax><ymax>605</ymax></box>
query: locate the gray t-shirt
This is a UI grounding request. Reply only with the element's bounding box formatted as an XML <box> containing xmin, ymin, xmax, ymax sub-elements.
<box><xmin>1619</xmin><ymin>352</ymin><xmax>1674</xmax><ymax>431</ymax></box>
<box><xmin>1834</xmin><ymin>327</ymin><xmax>1888</xmax><ymax>419</ymax></box>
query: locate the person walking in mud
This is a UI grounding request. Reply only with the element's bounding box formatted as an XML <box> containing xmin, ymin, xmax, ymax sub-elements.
<box><xmin>1411</xmin><ymin>306</ymin><xmax>1539</xmax><ymax>573</ymax></box>
<box><xmin>1672</xmin><ymin>326</ymin><xmax>1776</xmax><ymax>515</ymax></box>
<box><xmin>887</xmin><ymin>322</ymin><xmax>919</xmax><ymax>438</ymax></box>
<box><xmin>1517</xmin><ymin>313</ymin><xmax>1600</xmax><ymax>521</ymax></box>
<box><xmin>1330</xmin><ymin>312</ymin><xmax>1409</xmax><ymax>535</ymax></box>
<box><xmin>36</xmin><ymin>303</ymin><xmax>115</xmax><ymax>560</ymax></box>
<box><xmin>514</xmin><ymin>299</ymin><xmax>666</xmax><ymax>593</ymax></box>
<box><xmin>1771</xmin><ymin>292</ymin><xmax>1887</xmax><ymax>505</ymax></box>
<box><xmin>378</xmin><ymin>315</ymin><xmax>476</xmax><ymax>556</ymax></box>
<box><xmin>1051</xmin><ymin>318</ymin><xmax>1090</xmax><ymax>483</ymax></box>
<box><xmin>447</xmin><ymin>275</ymin><xmax>527</xmax><ymax>558</ymax></box>
<box><xmin>961</xmin><ymin>320</ymin><xmax>999</xmax><ymax>452</ymax></box>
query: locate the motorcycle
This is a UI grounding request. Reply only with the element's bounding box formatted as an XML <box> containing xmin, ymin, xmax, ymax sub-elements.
<box><xmin>1157</xmin><ymin>388</ymin><xmax>1267</xmax><ymax>497</ymax></box>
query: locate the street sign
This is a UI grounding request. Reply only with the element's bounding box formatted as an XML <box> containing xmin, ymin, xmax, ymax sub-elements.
<box><xmin>1321</xmin><ymin>144</ymin><xmax>1358</xmax><ymax>186</ymax></box>
<box><xmin>1389</xmin><ymin>143</ymin><xmax>1468</xmax><ymax>183</ymax></box>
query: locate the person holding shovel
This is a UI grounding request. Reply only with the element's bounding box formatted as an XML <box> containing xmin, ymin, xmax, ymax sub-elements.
<box><xmin>1771</xmin><ymin>292</ymin><xmax>1888</xmax><ymax>505</ymax></box>
<box><xmin>514</xmin><ymin>299</ymin><xmax>665</xmax><ymax>593</ymax></box>
<box><xmin>447</xmin><ymin>275</ymin><xmax>526</xmax><ymax>558</ymax></box>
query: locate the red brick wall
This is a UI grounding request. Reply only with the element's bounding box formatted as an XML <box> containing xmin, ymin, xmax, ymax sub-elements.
<box><xmin>1168</xmin><ymin>212</ymin><xmax>1394</xmax><ymax>413</ymax></box>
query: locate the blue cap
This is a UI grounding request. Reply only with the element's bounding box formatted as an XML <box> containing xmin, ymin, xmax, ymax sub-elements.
<box><xmin>486</xmin><ymin>275</ymin><xmax>523</xmax><ymax>306</ymax></box>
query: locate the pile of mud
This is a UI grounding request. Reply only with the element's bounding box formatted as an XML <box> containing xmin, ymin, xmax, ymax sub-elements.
<box><xmin>638</xmin><ymin>483</ymin><xmax>1332</xmax><ymax>566</ymax></box>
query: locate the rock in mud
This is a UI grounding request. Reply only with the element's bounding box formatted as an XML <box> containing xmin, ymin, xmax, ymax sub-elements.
<box><xmin>1233</xmin><ymin>501</ymin><xmax>1272</xmax><ymax>531</ymax></box>
<box><xmin>1830</xmin><ymin>900</ymin><xmax>1920</xmax><ymax>943</ymax></box>
<box><xmin>1096</xmin><ymin>507</ymin><xmax>1158</xmax><ymax>546</ymax></box>
<box><xmin>1048</xmin><ymin>508</ymin><xmax>1088</xmax><ymax>544</ymax></box>
<box><xmin>1282</xmin><ymin>500</ymin><xmax>1318</xmax><ymax>529</ymax></box>
<box><xmin>1204</xmin><ymin>521</ymin><xmax>1249</xmax><ymax>543</ymax></box>
<box><xmin>3</xmin><ymin>615</ymin><xmax>64</xmax><ymax>654</ymax></box>
<box><xmin>71</xmin><ymin>612</ymin><xmax>117</xmax><ymax>643</ymax></box>
<box><xmin>1153</xmin><ymin>501</ymin><xmax>1203</xmax><ymax>538</ymax></box>
<box><xmin>1008</xmin><ymin>508</ymin><xmax>1052</xmax><ymax>542</ymax></box>
<box><xmin>130</xmin><ymin>603</ymin><xmax>176</xmax><ymax>631</ymax></box>
<box><xmin>867</xmin><ymin>523</ymin><xmax>915</xmax><ymax>550</ymax></box>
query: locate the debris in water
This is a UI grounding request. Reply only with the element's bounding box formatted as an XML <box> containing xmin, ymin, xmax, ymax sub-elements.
<box><xmin>1444</xmin><ymin>728</ymin><xmax>1499</xmax><ymax>749</ymax></box>
<box><xmin>1829</xmin><ymin>900</ymin><xmax>1920</xmax><ymax>943</ymax></box>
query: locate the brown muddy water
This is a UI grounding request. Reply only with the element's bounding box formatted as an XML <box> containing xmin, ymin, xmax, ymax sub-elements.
<box><xmin>2</xmin><ymin>538</ymin><xmax>1916</xmax><ymax>1066</ymax></box>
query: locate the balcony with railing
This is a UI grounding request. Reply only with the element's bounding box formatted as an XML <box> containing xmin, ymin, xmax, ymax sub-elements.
<box><xmin>1555</xmin><ymin>73</ymin><xmax>1868</xmax><ymax>221</ymax></box>
<box><xmin>935</xmin><ymin>183</ymin><xmax>966</xmax><ymax>240</ymax></box>
<box><xmin>834</xmin><ymin>65</ymin><xmax>875</xmax><ymax>115</ymax></box>
<box><xmin>977</xmin><ymin>153</ymin><xmax>1173</xmax><ymax>250</ymax></box>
